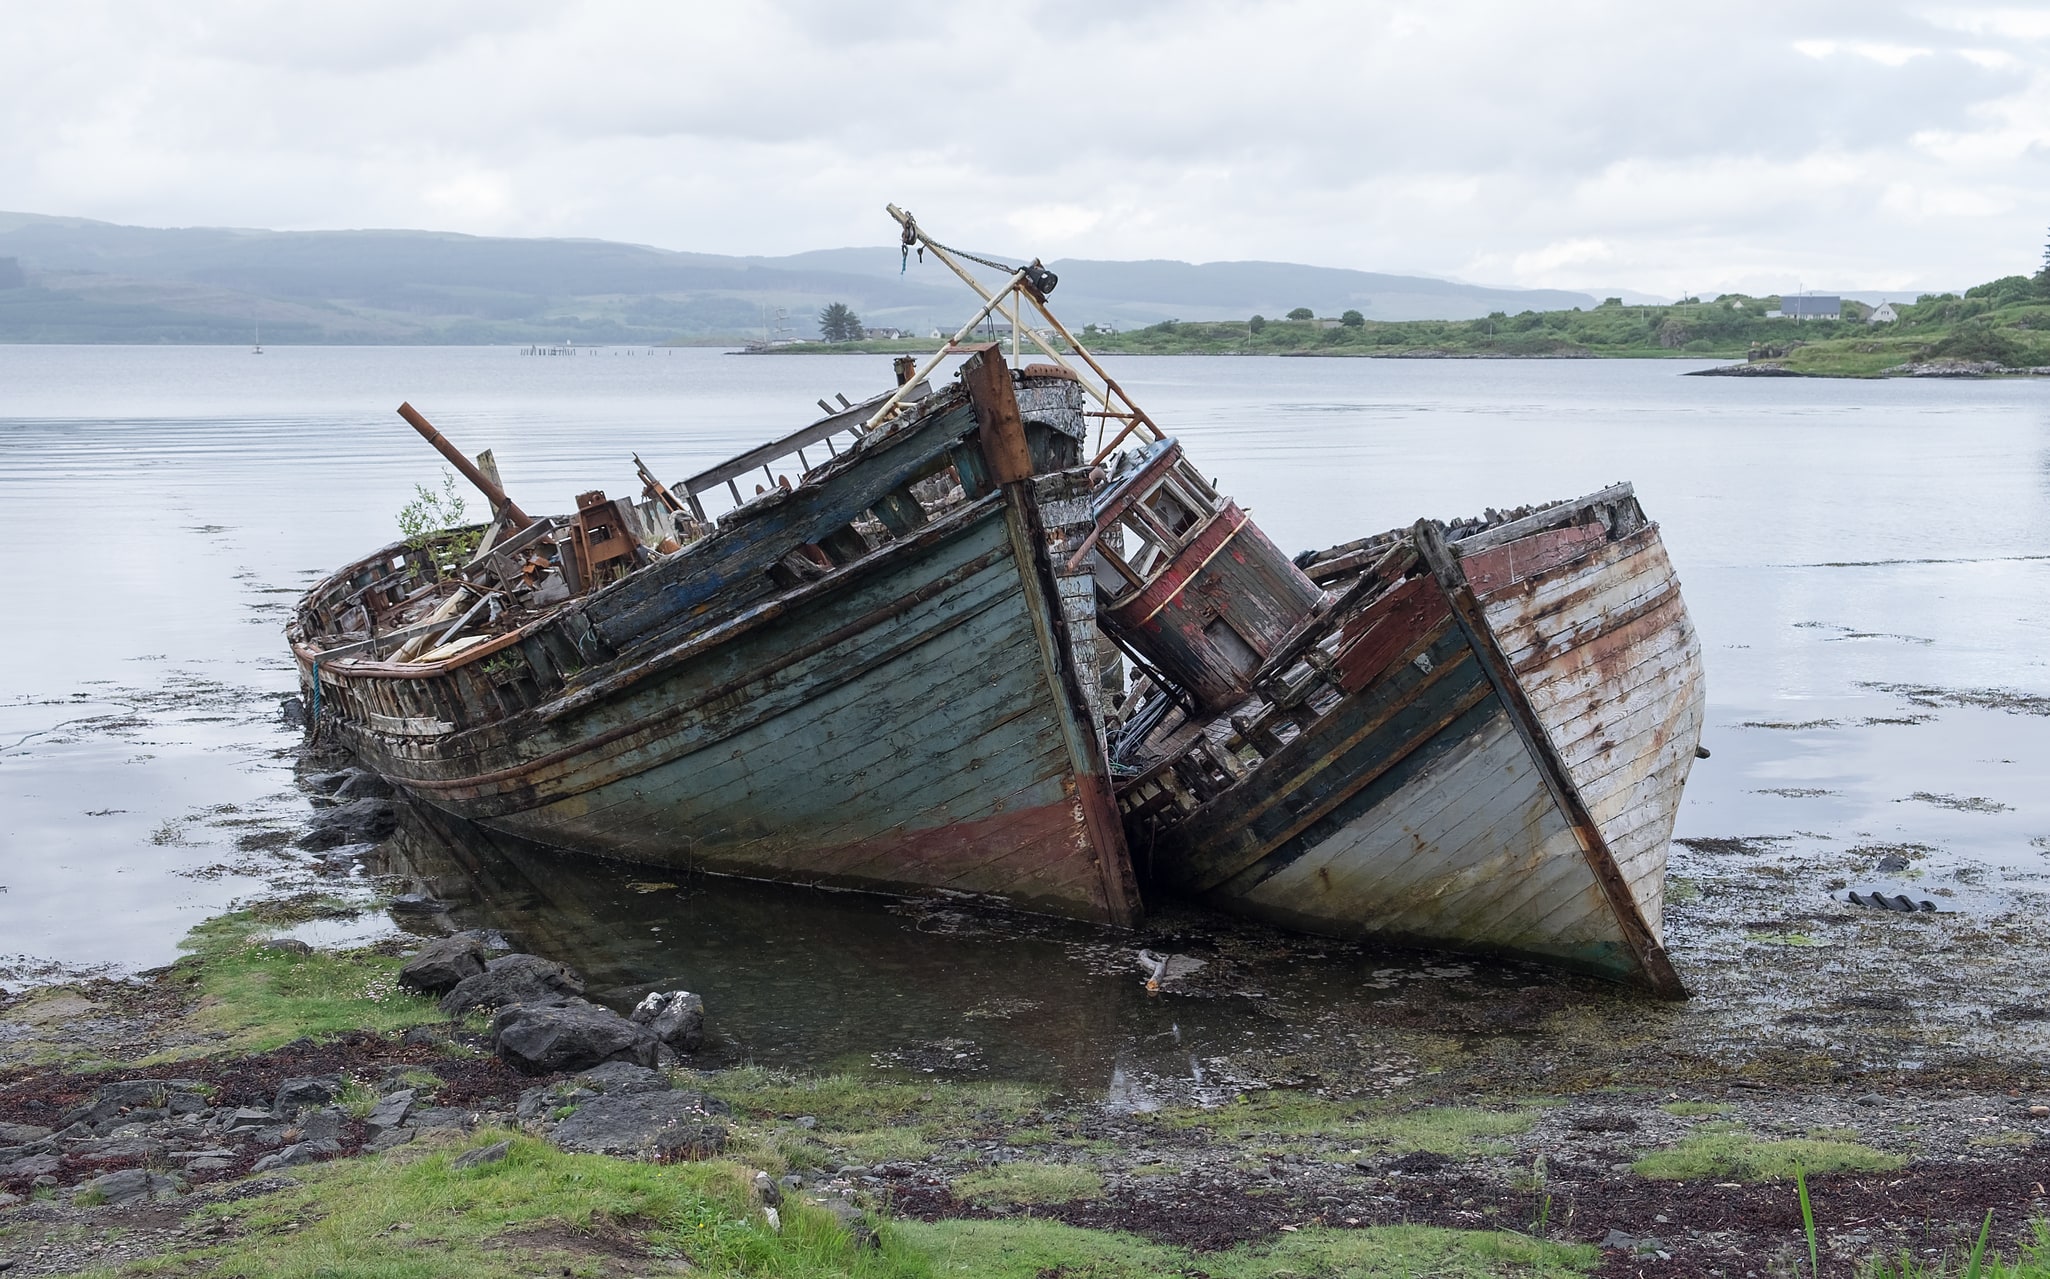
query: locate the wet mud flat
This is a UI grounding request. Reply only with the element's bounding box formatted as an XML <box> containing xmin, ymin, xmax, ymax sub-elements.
<box><xmin>4</xmin><ymin>756</ymin><xmax>2050</xmax><ymax>1277</ymax></box>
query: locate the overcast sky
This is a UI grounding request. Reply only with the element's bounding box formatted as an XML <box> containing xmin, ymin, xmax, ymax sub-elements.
<box><xmin>5</xmin><ymin>1</ymin><xmax>2047</xmax><ymax>296</ymax></box>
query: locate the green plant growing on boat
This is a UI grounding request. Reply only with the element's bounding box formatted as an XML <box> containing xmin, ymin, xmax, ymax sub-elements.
<box><xmin>396</xmin><ymin>470</ymin><xmax>479</xmax><ymax>572</ymax></box>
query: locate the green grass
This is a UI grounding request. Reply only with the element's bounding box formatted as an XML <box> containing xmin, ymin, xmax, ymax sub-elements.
<box><xmin>702</xmin><ymin>1067</ymin><xmax>1045</xmax><ymax>1139</ymax></box>
<box><xmin>951</xmin><ymin>1162</ymin><xmax>1105</xmax><ymax>1206</ymax></box>
<box><xmin>1155</xmin><ymin>1092</ymin><xmax>1539</xmax><ymax>1158</ymax></box>
<box><xmin>93</xmin><ymin>1131</ymin><xmax>904</xmax><ymax>1279</ymax></box>
<box><xmin>48</xmin><ymin>1132</ymin><xmax>1602</xmax><ymax>1279</ymax></box>
<box><xmin>898</xmin><ymin>1217</ymin><xmax>1597</xmax><ymax>1279</ymax></box>
<box><xmin>163</xmin><ymin>909</ymin><xmax>444</xmax><ymax>1054</ymax></box>
<box><xmin>1631</xmin><ymin>1129</ymin><xmax>1904</xmax><ymax>1182</ymax></box>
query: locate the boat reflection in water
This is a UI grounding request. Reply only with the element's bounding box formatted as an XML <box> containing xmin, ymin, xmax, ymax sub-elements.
<box><xmin>367</xmin><ymin>802</ymin><xmax>1621</xmax><ymax>1102</ymax></box>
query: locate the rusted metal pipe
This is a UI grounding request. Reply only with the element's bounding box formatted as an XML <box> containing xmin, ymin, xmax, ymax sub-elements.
<box><xmin>396</xmin><ymin>401</ymin><xmax>533</xmax><ymax>530</ymax></box>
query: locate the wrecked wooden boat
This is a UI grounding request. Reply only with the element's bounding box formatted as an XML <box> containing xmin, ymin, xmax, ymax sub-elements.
<box><xmin>290</xmin><ymin>344</ymin><xmax>1140</xmax><ymax>926</ymax></box>
<box><xmin>1097</xmin><ymin>461</ymin><xmax>1703</xmax><ymax>995</ymax></box>
<box><xmin>293</xmin><ymin>206</ymin><xmax>1705</xmax><ymax>993</ymax></box>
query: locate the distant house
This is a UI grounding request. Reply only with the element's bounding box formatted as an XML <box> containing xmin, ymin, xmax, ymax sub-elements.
<box><xmin>1867</xmin><ymin>302</ymin><xmax>1898</xmax><ymax>325</ymax></box>
<box><xmin>865</xmin><ymin>326</ymin><xmax>907</xmax><ymax>340</ymax></box>
<box><xmin>1316</xmin><ymin>317</ymin><xmax>1343</xmax><ymax>330</ymax></box>
<box><xmin>1780</xmin><ymin>294</ymin><xmax>1842</xmax><ymax>321</ymax></box>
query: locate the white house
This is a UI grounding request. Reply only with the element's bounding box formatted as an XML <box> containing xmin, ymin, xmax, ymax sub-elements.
<box><xmin>1867</xmin><ymin>302</ymin><xmax>1898</xmax><ymax>325</ymax></box>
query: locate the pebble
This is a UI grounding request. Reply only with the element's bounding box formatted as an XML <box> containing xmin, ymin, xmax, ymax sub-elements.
<box><xmin>2030</xmin><ymin>1105</ymin><xmax>2049</xmax><ymax>1118</ymax></box>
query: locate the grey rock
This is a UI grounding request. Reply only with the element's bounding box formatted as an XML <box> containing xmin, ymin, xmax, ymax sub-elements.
<box><xmin>400</xmin><ymin>1024</ymin><xmax>453</xmax><ymax>1048</ymax></box>
<box><xmin>259</xmin><ymin>938</ymin><xmax>313</xmax><ymax>956</ymax></box>
<box><xmin>297</xmin><ymin>796</ymin><xmax>398</xmax><ymax>851</ymax></box>
<box><xmin>328</xmin><ymin>769</ymin><xmax>394</xmax><ymax>801</ymax></box>
<box><xmin>450</xmin><ymin>1139</ymin><xmax>512</xmax><ymax>1170</ymax></box>
<box><xmin>1601</xmin><ymin>1229</ymin><xmax>1636</xmax><ymax>1249</ymax></box>
<box><xmin>810</xmin><ymin>1194</ymin><xmax>878</xmax><ymax>1249</ymax></box>
<box><xmin>549</xmin><ymin>1090</ymin><xmax>731</xmax><ymax>1159</ymax></box>
<box><xmin>62</xmin><ymin>1080</ymin><xmax>207</xmax><ymax>1131</ymax></box>
<box><xmin>80</xmin><ymin>1168</ymin><xmax>182</xmax><ymax>1206</ymax></box>
<box><xmin>398</xmin><ymin>934</ymin><xmax>489</xmax><ymax>996</ymax></box>
<box><xmin>184</xmin><ymin>1157</ymin><xmax>235</xmax><ymax>1173</ymax></box>
<box><xmin>225</xmin><ymin>1107</ymin><xmax>273</xmax><ymax>1130</ymax></box>
<box><xmin>0</xmin><ymin>1153</ymin><xmax>61</xmax><ymax>1178</ymax></box>
<box><xmin>169</xmin><ymin>1148</ymin><xmax>237</xmax><ymax>1161</ymax></box>
<box><xmin>753</xmin><ymin>1170</ymin><xmax>781</xmax><ymax>1207</ymax></box>
<box><xmin>273</xmin><ymin>1076</ymin><xmax>344</xmax><ymax>1117</ymax></box>
<box><xmin>250</xmin><ymin>1126</ymin><xmax>291</xmax><ymax>1149</ymax></box>
<box><xmin>0</xmin><ymin>1123</ymin><xmax>52</xmax><ymax>1145</ymax></box>
<box><xmin>491</xmin><ymin>1002</ymin><xmax>660</xmax><ymax>1075</ymax></box>
<box><xmin>367</xmin><ymin>1129</ymin><xmax>415</xmax><ymax>1153</ymax></box>
<box><xmin>251</xmin><ymin>1139</ymin><xmax>340</xmax><ymax>1173</ymax></box>
<box><xmin>440</xmin><ymin>954</ymin><xmax>585</xmax><ymax>1017</ymax></box>
<box><xmin>1855</xmin><ymin>1092</ymin><xmax>1888</xmax><ymax>1106</ymax></box>
<box><xmin>279</xmin><ymin>695</ymin><xmax>307</xmax><ymax>729</ymax></box>
<box><xmin>366</xmin><ymin>1090</ymin><xmax>416</xmax><ymax>1137</ymax></box>
<box><xmin>405</xmin><ymin>1107</ymin><xmax>469</xmax><ymax>1131</ymax></box>
<box><xmin>295</xmin><ymin>1109</ymin><xmax>344</xmax><ymax>1144</ymax></box>
<box><xmin>630</xmin><ymin>990</ymin><xmax>705</xmax><ymax>1053</ymax></box>
<box><xmin>76</xmin><ymin>1137</ymin><xmax>167</xmax><ymax>1165</ymax></box>
<box><xmin>793</xmin><ymin>1115</ymin><xmax>818</xmax><ymax>1129</ymax></box>
<box><xmin>574</xmin><ymin>1061</ymin><xmax>671</xmax><ymax>1095</ymax></box>
<box><xmin>0</xmin><ymin>1189</ymin><xmax>18</xmax><ymax>1207</ymax></box>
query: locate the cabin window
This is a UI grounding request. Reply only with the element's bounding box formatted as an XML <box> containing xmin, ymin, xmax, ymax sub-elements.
<box><xmin>1119</xmin><ymin>516</ymin><xmax>1170</xmax><ymax>580</ymax></box>
<box><xmin>1144</xmin><ymin>484</ymin><xmax>1199</xmax><ymax>538</ymax></box>
<box><xmin>1204</xmin><ymin>617</ymin><xmax>1260</xmax><ymax>676</ymax></box>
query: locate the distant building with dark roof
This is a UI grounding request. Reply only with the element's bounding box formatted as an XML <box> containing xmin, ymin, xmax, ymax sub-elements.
<box><xmin>1780</xmin><ymin>294</ymin><xmax>1842</xmax><ymax>321</ymax></box>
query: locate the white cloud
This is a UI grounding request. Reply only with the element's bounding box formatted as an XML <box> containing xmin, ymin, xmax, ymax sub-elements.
<box><xmin>0</xmin><ymin>0</ymin><xmax>2044</xmax><ymax>295</ymax></box>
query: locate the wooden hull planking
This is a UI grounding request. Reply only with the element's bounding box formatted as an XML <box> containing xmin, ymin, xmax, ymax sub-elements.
<box><xmin>1132</xmin><ymin>490</ymin><xmax>1701</xmax><ymax>992</ymax></box>
<box><xmin>298</xmin><ymin>371</ymin><xmax>1138</xmax><ymax>927</ymax></box>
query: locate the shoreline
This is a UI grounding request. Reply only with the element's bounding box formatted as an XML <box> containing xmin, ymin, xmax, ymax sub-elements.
<box><xmin>5</xmin><ymin>757</ymin><xmax>2048</xmax><ymax>1275</ymax></box>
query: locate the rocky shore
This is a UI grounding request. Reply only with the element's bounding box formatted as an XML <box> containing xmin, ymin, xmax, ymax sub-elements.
<box><xmin>4</xmin><ymin>753</ymin><xmax>2050</xmax><ymax>1276</ymax></box>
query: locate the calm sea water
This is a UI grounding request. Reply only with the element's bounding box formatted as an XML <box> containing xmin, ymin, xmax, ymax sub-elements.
<box><xmin>3</xmin><ymin>345</ymin><xmax>2047</xmax><ymax>1078</ymax></box>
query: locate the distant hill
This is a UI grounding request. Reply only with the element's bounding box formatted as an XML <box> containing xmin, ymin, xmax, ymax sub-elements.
<box><xmin>0</xmin><ymin>211</ymin><xmax>1606</xmax><ymax>343</ymax></box>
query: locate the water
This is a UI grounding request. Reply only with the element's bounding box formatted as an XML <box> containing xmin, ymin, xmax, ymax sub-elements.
<box><xmin>4</xmin><ymin>346</ymin><xmax>2048</xmax><ymax>1085</ymax></box>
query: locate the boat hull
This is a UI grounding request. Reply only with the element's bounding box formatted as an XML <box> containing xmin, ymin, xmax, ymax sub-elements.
<box><xmin>1132</xmin><ymin>491</ymin><xmax>1701</xmax><ymax>992</ymax></box>
<box><xmin>297</xmin><ymin>372</ymin><xmax>1139</xmax><ymax>927</ymax></box>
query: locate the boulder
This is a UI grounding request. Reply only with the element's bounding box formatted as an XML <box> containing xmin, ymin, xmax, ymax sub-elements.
<box><xmin>491</xmin><ymin>1002</ymin><xmax>661</xmax><ymax>1075</ymax></box>
<box><xmin>0</xmin><ymin>1123</ymin><xmax>52</xmax><ymax>1145</ymax></box>
<box><xmin>574</xmin><ymin>1061</ymin><xmax>671</xmax><ymax>1095</ymax></box>
<box><xmin>548</xmin><ymin>1090</ymin><xmax>731</xmax><ymax>1160</ymax></box>
<box><xmin>62</xmin><ymin>1080</ymin><xmax>207</xmax><ymax>1132</ymax></box>
<box><xmin>450</xmin><ymin>1139</ymin><xmax>512</xmax><ymax>1170</ymax></box>
<box><xmin>404</xmin><ymin>1107</ymin><xmax>469</xmax><ymax>1131</ymax></box>
<box><xmin>79</xmin><ymin>1168</ymin><xmax>182</xmax><ymax>1206</ymax></box>
<box><xmin>297</xmin><ymin>797</ymin><xmax>397</xmax><ymax>851</ymax></box>
<box><xmin>398</xmin><ymin>934</ymin><xmax>489</xmax><ymax>995</ymax></box>
<box><xmin>294</xmin><ymin>1108</ymin><xmax>345</xmax><ymax>1145</ymax></box>
<box><xmin>365</xmin><ymin>1090</ymin><xmax>415</xmax><ymax>1137</ymax></box>
<box><xmin>630</xmin><ymin>991</ymin><xmax>705</xmax><ymax>1053</ymax></box>
<box><xmin>251</xmin><ymin>1139</ymin><xmax>341</xmax><ymax>1173</ymax></box>
<box><xmin>259</xmin><ymin>938</ymin><xmax>313</xmax><ymax>956</ymax></box>
<box><xmin>1</xmin><ymin>1153</ymin><xmax>61</xmax><ymax>1178</ymax></box>
<box><xmin>272</xmin><ymin>1076</ymin><xmax>344</xmax><ymax>1117</ymax></box>
<box><xmin>440</xmin><ymin>954</ymin><xmax>585</xmax><ymax>1018</ymax></box>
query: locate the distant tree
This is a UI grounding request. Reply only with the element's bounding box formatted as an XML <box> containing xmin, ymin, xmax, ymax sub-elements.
<box><xmin>1340</xmin><ymin>309</ymin><xmax>1364</xmax><ymax>327</ymax></box>
<box><xmin>1286</xmin><ymin>307</ymin><xmax>1314</xmax><ymax>321</ymax></box>
<box><xmin>1248</xmin><ymin>314</ymin><xmax>1266</xmax><ymax>333</ymax></box>
<box><xmin>818</xmin><ymin>302</ymin><xmax>864</xmax><ymax>342</ymax></box>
